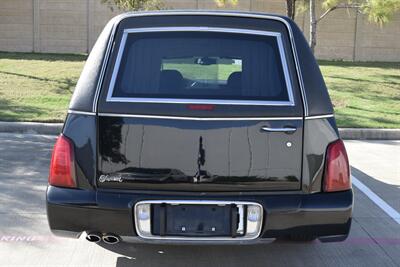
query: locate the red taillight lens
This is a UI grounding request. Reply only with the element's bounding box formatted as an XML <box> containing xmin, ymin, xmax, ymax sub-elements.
<box><xmin>323</xmin><ymin>139</ymin><xmax>351</xmax><ymax>192</ymax></box>
<box><xmin>49</xmin><ymin>134</ymin><xmax>76</xmax><ymax>188</ymax></box>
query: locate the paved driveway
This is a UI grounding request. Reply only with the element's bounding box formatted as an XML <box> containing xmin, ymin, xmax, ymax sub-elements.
<box><xmin>0</xmin><ymin>133</ymin><xmax>399</xmax><ymax>267</ymax></box>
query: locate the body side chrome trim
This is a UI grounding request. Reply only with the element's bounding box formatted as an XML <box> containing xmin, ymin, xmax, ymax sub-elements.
<box><xmin>305</xmin><ymin>114</ymin><xmax>334</xmax><ymax>120</ymax></box>
<box><xmin>98</xmin><ymin>112</ymin><xmax>303</xmax><ymax>121</ymax></box>
<box><xmin>68</xmin><ymin>110</ymin><xmax>96</xmax><ymax>116</ymax></box>
<box><xmin>134</xmin><ymin>200</ymin><xmax>263</xmax><ymax>241</ymax></box>
<box><xmin>92</xmin><ymin>11</ymin><xmax>308</xmax><ymax>115</ymax></box>
<box><xmin>106</xmin><ymin>26</ymin><xmax>295</xmax><ymax>107</ymax></box>
<box><xmin>69</xmin><ymin>110</ymin><xmax>330</xmax><ymax>120</ymax></box>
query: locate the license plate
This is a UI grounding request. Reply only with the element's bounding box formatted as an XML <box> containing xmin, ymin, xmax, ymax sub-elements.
<box><xmin>151</xmin><ymin>204</ymin><xmax>240</xmax><ymax>237</ymax></box>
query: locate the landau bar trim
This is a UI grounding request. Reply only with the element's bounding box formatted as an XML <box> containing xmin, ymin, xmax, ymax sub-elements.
<box><xmin>67</xmin><ymin>110</ymin><xmax>96</xmax><ymax>116</ymax></box>
<box><xmin>305</xmin><ymin>114</ymin><xmax>335</xmax><ymax>120</ymax></box>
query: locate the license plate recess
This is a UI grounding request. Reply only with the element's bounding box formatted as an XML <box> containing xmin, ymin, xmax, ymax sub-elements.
<box><xmin>152</xmin><ymin>203</ymin><xmax>241</xmax><ymax>237</ymax></box>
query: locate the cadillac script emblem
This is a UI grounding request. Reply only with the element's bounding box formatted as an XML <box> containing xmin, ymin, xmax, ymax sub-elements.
<box><xmin>99</xmin><ymin>174</ymin><xmax>123</xmax><ymax>183</ymax></box>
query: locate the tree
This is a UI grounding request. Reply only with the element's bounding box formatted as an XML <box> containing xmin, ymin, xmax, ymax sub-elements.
<box><xmin>102</xmin><ymin>0</ymin><xmax>239</xmax><ymax>11</ymax></box>
<box><xmin>286</xmin><ymin>0</ymin><xmax>297</xmax><ymax>19</ymax></box>
<box><xmin>307</xmin><ymin>0</ymin><xmax>400</xmax><ymax>53</ymax></box>
<box><xmin>218</xmin><ymin>0</ymin><xmax>298</xmax><ymax>19</ymax></box>
<box><xmin>101</xmin><ymin>0</ymin><xmax>165</xmax><ymax>11</ymax></box>
<box><xmin>214</xmin><ymin>0</ymin><xmax>238</xmax><ymax>7</ymax></box>
<box><xmin>102</xmin><ymin>0</ymin><xmax>400</xmax><ymax>54</ymax></box>
<box><xmin>216</xmin><ymin>0</ymin><xmax>400</xmax><ymax>54</ymax></box>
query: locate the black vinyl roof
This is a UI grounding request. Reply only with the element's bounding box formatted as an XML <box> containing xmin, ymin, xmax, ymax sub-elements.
<box><xmin>69</xmin><ymin>11</ymin><xmax>333</xmax><ymax>117</ymax></box>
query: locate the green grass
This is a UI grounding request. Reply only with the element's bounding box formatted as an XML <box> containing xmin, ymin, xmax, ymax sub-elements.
<box><xmin>319</xmin><ymin>61</ymin><xmax>400</xmax><ymax>128</ymax></box>
<box><xmin>164</xmin><ymin>63</ymin><xmax>242</xmax><ymax>81</ymax></box>
<box><xmin>0</xmin><ymin>52</ymin><xmax>86</xmax><ymax>122</ymax></box>
<box><xmin>0</xmin><ymin>52</ymin><xmax>399</xmax><ymax>128</ymax></box>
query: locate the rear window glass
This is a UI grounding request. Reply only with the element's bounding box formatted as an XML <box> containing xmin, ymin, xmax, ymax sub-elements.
<box><xmin>109</xmin><ymin>31</ymin><xmax>292</xmax><ymax>102</ymax></box>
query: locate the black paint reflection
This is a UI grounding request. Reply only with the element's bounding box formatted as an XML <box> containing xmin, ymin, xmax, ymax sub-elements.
<box><xmin>99</xmin><ymin>118</ymin><xmax>128</xmax><ymax>165</ymax></box>
<box><xmin>194</xmin><ymin>136</ymin><xmax>209</xmax><ymax>183</ymax></box>
<box><xmin>98</xmin><ymin>116</ymin><xmax>303</xmax><ymax>191</ymax></box>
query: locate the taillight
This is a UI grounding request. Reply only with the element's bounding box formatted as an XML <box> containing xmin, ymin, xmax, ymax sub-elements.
<box><xmin>323</xmin><ymin>139</ymin><xmax>351</xmax><ymax>192</ymax></box>
<box><xmin>48</xmin><ymin>134</ymin><xmax>76</xmax><ymax>188</ymax></box>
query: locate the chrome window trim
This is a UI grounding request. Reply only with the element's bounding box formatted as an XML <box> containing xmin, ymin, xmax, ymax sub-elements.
<box><xmin>92</xmin><ymin>11</ymin><xmax>308</xmax><ymax>116</ymax></box>
<box><xmin>105</xmin><ymin>26</ymin><xmax>295</xmax><ymax>106</ymax></box>
<box><xmin>134</xmin><ymin>200</ymin><xmax>263</xmax><ymax>241</ymax></box>
<box><xmin>98</xmin><ymin>112</ymin><xmax>302</xmax><ymax>121</ymax></box>
<box><xmin>124</xmin><ymin>26</ymin><xmax>281</xmax><ymax>36</ymax></box>
<box><xmin>106</xmin><ymin>97</ymin><xmax>294</xmax><ymax>106</ymax></box>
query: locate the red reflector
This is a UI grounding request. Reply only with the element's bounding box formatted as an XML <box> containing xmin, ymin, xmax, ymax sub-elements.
<box><xmin>48</xmin><ymin>134</ymin><xmax>76</xmax><ymax>188</ymax></box>
<box><xmin>187</xmin><ymin>104</ymin><xmax>215</xmax><ymax>111</ymax></box>
<box><xmin>323</xmin><ymin>139</ymin><xmax>351</xmax><ymax>192</ymax></box>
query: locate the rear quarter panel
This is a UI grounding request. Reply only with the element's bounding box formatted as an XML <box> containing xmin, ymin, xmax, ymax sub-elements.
<box><xmin>302</xmin><ymin>117</ymin><xmax>340</xmax><ymax>193</ymax></box>
<box><xmin>63</xmin><ymin>114</ymin><xmax>97</xmax><ymax>189</ymax></box>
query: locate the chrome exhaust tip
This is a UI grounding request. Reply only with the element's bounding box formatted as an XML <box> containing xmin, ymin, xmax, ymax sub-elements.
<box><xmin>86</xmin><ymin>232</ymin><xmax>102</xmax><ymax>243</ymax></box>
<box><xmin>102</xmin><ymin>234</ymin><xmax>121</xmax><ymax>245</ymax></box>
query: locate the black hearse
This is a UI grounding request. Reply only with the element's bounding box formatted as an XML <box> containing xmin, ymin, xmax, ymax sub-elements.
<box><xmin>46</xmin><ymin>11</ymin><xmax>352</xmax><ymax>244</ymax></box>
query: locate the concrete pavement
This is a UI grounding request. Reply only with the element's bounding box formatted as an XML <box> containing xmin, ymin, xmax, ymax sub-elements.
<box><xmin>0</xmin><ymin>133</ymin><xmax>399</xmax><ymax>267</ymax></box>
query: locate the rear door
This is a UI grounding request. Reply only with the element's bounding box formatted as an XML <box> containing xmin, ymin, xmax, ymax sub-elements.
<box><xmin>96</xmin><ymin>17</ymin><xmax>304</xmax><ymax>192</ymax></box>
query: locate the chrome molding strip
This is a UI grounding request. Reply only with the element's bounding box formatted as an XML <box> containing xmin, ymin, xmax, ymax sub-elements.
<box><xmin>134</xmin><ymin>200</ymin><xmax>263</xmax><ymax>241</ymax></box>
<box><xmin>106</xmin><ymin>26</ymin><xmax>295</xmax><ymax>107</ymax></box>
<box><xmin>91</xmin><ymin>11</ymin><xmax>308</xmax><ymax>115</ymax></box>
<box><xmin>98</xmin><ymin>112</ymin><xmax>303</xmax><ymax>121</ymax></box>
<box><xmin>68</xmin><ymin>110</ymin><xmax>96</xmax><ymax>116</ymax></box>
<box><xmin>71</xmin><ymin>110</ymin><xmax>330</xmax><ymax>120</ymax></box>
<box><xmin>305</xmin><ymin>114</ymin><xmax>334</xmax><ymax>120</ymax></box>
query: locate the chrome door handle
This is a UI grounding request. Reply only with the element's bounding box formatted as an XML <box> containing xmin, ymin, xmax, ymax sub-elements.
<box><xmin>261</xmin><ymin>127</ymin><xmax>297</xmax><ymax>134</ymax></box>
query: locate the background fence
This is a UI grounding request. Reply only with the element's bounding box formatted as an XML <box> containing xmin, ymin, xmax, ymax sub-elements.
<box><xmin>1</xmin><ymin>0</ymin><xmax>399</xmax><ymax>61</ymax></box>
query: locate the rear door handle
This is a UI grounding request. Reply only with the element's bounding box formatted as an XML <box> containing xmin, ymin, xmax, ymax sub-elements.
<box><xmin>261</xmin><ymin>127</ymin><xmax>297</xmax><ymax>134</ymax></box>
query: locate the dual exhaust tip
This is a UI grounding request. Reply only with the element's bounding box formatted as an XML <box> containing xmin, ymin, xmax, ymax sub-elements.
<box><xmin>86</xmin><ymin>232</ymin><xmax>120</xmax><ymax>244</ymax></box>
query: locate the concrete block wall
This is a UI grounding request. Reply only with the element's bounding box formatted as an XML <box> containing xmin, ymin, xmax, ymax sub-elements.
<box><xmin>0</xmin><ymin>0</ymin><xmax>34</xmax><ymax>52</ymax></box>
<box><xmin>89</xmin><ymin>0</ymin><xmax>119</xmax><ymax>52</ymax></box>
<box><xmin>297</xmin><ymin>7</ymin><xmax>400</xmax><ymax>61</ymax></box>
<box><xmin>355</xmin><ymin>13</ymin><xmax>400</xmax><ymax>61</ymax></box>
<box><xmin>38</xmin><ymin>0</ymin><xmax>88</xmax><ymax>53</ymax></box>
<box><xmin>0</xmin><ymin>0</ymin><xmax>399</xmax><ymax>61</ymax></box>
<box><xmin>297</xmin><ymin>8</ymin><xmax>358</xmax><ymax>61</ymax></box>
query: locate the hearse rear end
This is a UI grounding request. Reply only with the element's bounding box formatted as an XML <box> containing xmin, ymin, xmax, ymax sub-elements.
<box><xmin>46</xmin><ymin>11</ymin><xmax>352</xmax><ymax>244</ymax></box>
